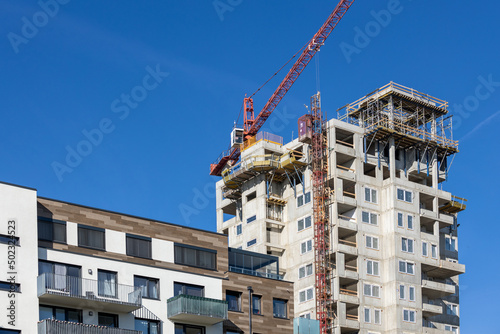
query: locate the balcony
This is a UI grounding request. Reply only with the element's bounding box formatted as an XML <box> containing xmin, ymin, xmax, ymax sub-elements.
<box><xmin>167</xmin><ymin>294</ymin><xmax>228</xmax><ymax>325</ymax></box>
<box><xmin>422</xmin><ymin>260</ymin><xmax>465</xmax><ymax>279</ymax></box>
<box><xmin>38</xmin><ymin>319</ymin><xmax>141</xmax><ymax>334</ymax></box>
<box><xmin>423</xmin><ymin>302</ymin><xmax>443</xmax><ymax>316</ymax></box>
<box><xmin>337</xmin><ymin>288</ymin><xmax>359</xmax><ymax>305</ymax></box>
<box><xmin>293</xmin><ymin>317</ymin><xmax>320</xmax><ymax>334</ymax></box>
<box><xmin>422</xmin><ymin>279</ymin><xmax>455</xmax><ymax>298</ymax></box>
<box><xmin>37</xmin><ymin>273</ymin><xmax>142</xmax><ymax>313</ymax></box>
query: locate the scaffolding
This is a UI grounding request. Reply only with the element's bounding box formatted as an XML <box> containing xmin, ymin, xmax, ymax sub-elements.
<box><xmin>337</xmin><ymin>82</ymin><xmax>458</xmax><ymax>179</ymax></box>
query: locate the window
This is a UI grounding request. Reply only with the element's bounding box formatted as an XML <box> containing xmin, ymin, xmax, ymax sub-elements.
<box><xmin>297</xmin><ymin>195</ymin><xmax>304</xmax><ymax>207</ymax></box>
<box><xmin>134</xmin><ymin>276</ymin><xmax>159</xmax><ymax>299</ymax></box>
<box><xmin>364</xmin><ymin>283</ymin><xmax>380</xmax><ymax>298</ymax></box>
<box><xmin>39</xmin><ymin>305</ymin><xmax>81</xmax><ymax>322</ymax></box>
<box><xmin>300</xmin><ymin>313</ymin><xmax>312</xmax><ymax>319</ymax></box>
<box><xmin>398</xmin><ymin>260</ymin><xmax>415</xmax><ymax>275</ymax></box>
<box><xmin>247</xmin><ymin>191</ymin><xmax>256</xmax><ymax>201</ymax></box>
<box><xmin>236</xmin><ymin>224</ymin><xmax>242</xmax><ymax>235</ymax></box>
<box><xmin>78</xmin><ymin>225</ymin><xmax>105</xmax><ymax>250</ymax></box>
<box><xmin>397</xmin><ymin>188</ymin><xmax>412</xmax><ymax>203</ymax></box>
<box><xmin>0</xmin><ymin>234</ymin><xmax>19</xmax><ymax>246</ymax></box>
<box><xmin>175</xmin><ymin>324</ymin><xmax>205</xmax><ymax>334</ymax></box>
<box><xmin>366</xmin><ymin>235</ymin><xmax>379</xmax><ymax>250</ymax></box>
<box><xmin>367</xmin><ymin>260</ymin><xmax>380</xmax><ymax>276</ymax></box>
<box><xmin>431</xmin><ymin>244</ymin><xmax>438</xmax><ymax>259</ymax></box>
<box><xmin>397</xmin><ymin>213</ymin><xmax>404</xmax><ymax>228</ymax></box>
<box><xmin>403</xmin><ymin>309</ymin><xmax>416</xmax><ymax>323</ymax></box>
<box><xmin>364</xmin><ymin>307</ymin><xmax>371</xmax><ymax>323</ymax></box>
<box><xmin>252</xmin><ymin>295</ymin><xmax>262</xmax><ymax>315</ymax></box>
<box><xmin>374</xmin><ymin>308</ymin><xmax>381</xmax><ymax>324</ymax></box>
<box><xmin>135</xmin><ymin>319</ymin><xmax>160</xmax><ymax>334</ymax></box>
<box><xmin>247</xmin><ymin>215</ymin><xmax>256</xmax><ymax>224</ymax></box>
<box><xmin>305</xmin><ymin>192</ymin><xmax>311</xmax><ymax>204</ymax></box>
<box><xmin>365</xmin><ymin>187</ymin><xmax>377</xmax><ymax>203</ymax></box>
<box><xmin>98</xmin><ymin>270</ymin><xmax>117</xmax><ymax>298</ymax></box>
<box><xmin>0</xmin><ymin>330</ymin><xmax>20</xmax><ymax>334</ymax></box>
<box><xmin>226</xmin><ymin>290</ymin><xmax>241</xmax><ymax>312</ymax></box>
<box><xmin>247</xmin><ymin>239</ymin><xmax>257</xmax><ymax>247</ymax></box>
<box><xmin>445</xmin><ymin>237</ymin><xmax>457</xmax><ymax>251</ymax></box>
<box><xmin>126</xmin><ymin>234</ymin><xmax>152</xmax><ymax>259</ymax></box>
<box><xmin>174</xmin><ymin>282</ymin><xmax>204</xmax><ymax>297</ymax></box>
<box><xmin>402</xmin><ymin>238</ymin><xmax>414</xmax><ymax>253</ymax></box>
<box><xmin>174</xmin><ymin>244</ymin><xmax>217</xmax><ymax>270</ymax></box>
<box><xmin>38</xmin><ymin>261</ymin><xmax>81</xmax><ymax>295</ymax></box>
<box><xmin>38</xmin><ymin>218</ymin><xmax>66</xmax><ymax>243</ymax></box>
<box><xmin>273</xmin><ymin>298</ymin><xmax>287</xmax><ymax>319</ymax></box>
<box><xmin>299</xmin><ymin>287</ymin><xmax>314</xmax><ymax>303</ymax></box>
<box><xmin>0</xmin><ymin>281</ymin><xmax>20</xmax><ymax>293</ymax></box>
<box><xmin>298</xmin><ymin>216</ymin><xmax>312</xmax><ymax>231</ymax></box>
<box><xmin>422</xmin><ymin>242</ymin><xmax>428</xmax><ymax>257</ymax></box>
<box><xmin>399</xmin><ymin>284</ymin><xmax>406</xmax><ymax>299</ymax></box>
<box><xmin>301</xmin><ymin>239</ymin><xmax>313</xmax><ymax>254</ymax></box>
<box><xmin>445</xmin><ymin>325</ymin><xmax>459</xmax><ymax>333</ymax></box>
<box><xmin>299</xmin><ymin>263</ymin><xmax>313</xmax><ymax>279</ymax></box>
<box><xmin>446</xmin><ymin>303</ymin><xmax>458</xmax><ymax>316</ymax></box>
<box><xmin>99</xmin><ymin>312</ymin><xmax>118</xmax><ymax>327</ymax></box>
<box><xmin>407</xmin><ymin>215</ymin><xmax>414</xmax><ymax>230</ymax></box>
<box><xmin>409</xmin><ymin>286</ymin><xmax>415</xmax><ymax>301</ymax></box>
<box><xmin>362</xmin><ymin>211</ymin><xmax>378</xmax><ymax>225</ymax></box>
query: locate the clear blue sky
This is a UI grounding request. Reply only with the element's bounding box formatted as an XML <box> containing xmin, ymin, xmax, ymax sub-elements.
<box><xmin>1</xmin><ymin>1</ymin><xmax>498</xmax><ymax>331</ymax></box>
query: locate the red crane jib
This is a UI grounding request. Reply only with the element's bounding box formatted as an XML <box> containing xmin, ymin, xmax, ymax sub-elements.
<box><xmin>210</xmin><ymin>0</ymin><xmax>355</xmax><ymax>177</ymax></box>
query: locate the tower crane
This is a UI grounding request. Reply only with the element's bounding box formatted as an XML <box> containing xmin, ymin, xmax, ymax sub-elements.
<box><xmin>209</xmin><ymin>1</ymin><xmax>356</xmax><ymax>333</ymax></box>
<box><xmin>210</xmin><ymin>0</ymin><xmax>355</xmax><ymax>177</ymax></box>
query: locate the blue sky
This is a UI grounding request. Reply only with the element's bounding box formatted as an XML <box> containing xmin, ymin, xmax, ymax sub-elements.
<box><xmin>1</xmin><ymin>0</ymin><xmax>499</xmax><ymax>330</ymax></box>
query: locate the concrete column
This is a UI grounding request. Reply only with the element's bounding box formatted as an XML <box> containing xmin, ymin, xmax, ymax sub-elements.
<box><xmin>432</xmin><ymin>151</ymin><xmax>438</xmax><ymax>189</ymax></box>
<box><xmin>389</xmin><ymin>137</ymin><xmax>396</xmax><ymax>179</ymax></box>
<box><xmin>336</xmin><ymin>252</ymin><xmax>345</xmax><ymax>277</ymax></box>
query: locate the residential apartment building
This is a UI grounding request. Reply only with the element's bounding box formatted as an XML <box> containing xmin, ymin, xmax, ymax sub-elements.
<box><xmin>0</xmin><ymin>181</ymin><xmax>294</xmax><ymax>334</ymax></box>
<box><xmin>217</xmin><ymin>83</ymin><xmax>465</xmax><ymax>333</ymax></box>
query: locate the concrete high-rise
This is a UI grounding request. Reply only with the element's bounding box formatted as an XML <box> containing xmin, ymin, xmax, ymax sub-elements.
<box><xmin>217</xmin><ymin>82</ymin><xmax>465</xmax><ymax>334</ymax></box>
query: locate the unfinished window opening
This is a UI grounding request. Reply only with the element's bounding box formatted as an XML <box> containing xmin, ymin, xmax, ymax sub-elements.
<box><xmin>336</xmin><ymin>152</ymin><xmax>356</xmax><ymax>173</ymax></box>
<box><xmin>382</xmin><ymin>166</ymin><xmax>390</xmax><ymax>180</ymax></box>
<box><xmin>246</xmin><ymin>191</ymin><xmax>256</xmax><ymax>202</ymax></box>
<box><xmin>335</xmin><ymin>128</ymin><xmax>354</xmax><ymax>148</ymax></box>
<box><xmin>363</xmin><ymin>163</ymin><xmax>376</xmax><ymax>177</ymax></box>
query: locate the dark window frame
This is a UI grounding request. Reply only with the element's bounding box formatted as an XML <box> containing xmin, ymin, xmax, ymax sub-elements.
<box><xmin>273</xmin><ymin>298</ymin><xmax>288</xmax><ymax>319</ymax></box>
<box><xmin>134</xmin><ymin>318</ymin><xmax>161</xmax><ymax>334</ymax></box>
<box><xmin>174</xmin><ymin>243</ymin><xmax>217</xmax><ymax>271</ymax></box>
<box><xmin>98</xmin><ymin>312</ymin><xmax>119</xmax><ymax>327</ymax></box>
<box><xmin>39</xmin><ymin>304</ymin><xmax>82</xmax><ymax>323</ymax></box>
<box><xmin>175</xmin><ymin>323</ymin><xmax>205</xmax><ymax>334</ymax></box>
<box><xmin>226</xmin><ymin>290</ymin><xmax>242</xmax><ymax>312</ymax></box>
<box><xmin>252</xmin><ymin>294</ymin><xmax>262</xmax><ymax>315</ymax></box>
<box><xmin>97</xmin><ymin>269</ymin><xmax>118</xmax><ymax>298</ymax></box>
<box><xmin>38</xmin><ymin>217</ymin><xmax>67</xmax><ymax>243</ymax></box>
<box><xmin>134</xmin><ymin>275</ymin><xmax>160</xmax><ymax>300</ymax></box>
<box><xmin>126</xmin><ymin>234</ymin><xmax>152</xmax><ymax>259</ymax></box>
<box><xmin>0</xmin><ymin>281</ymin><xmax>20</xmax><ymax>293</ymax></box>
<box><xmin>78</xmin><ymin>224</ymin><xmax>105</xmax><ymax>250</ymax></box>
<box><xmin>174</xmin><ymin>282</ymin><xmax>205</xmax><ymax>297</ymax></box>
<box><xmin>0</xmin><ymin>234</ymin><xmax>19</xmax><ymax>246</ymax></box>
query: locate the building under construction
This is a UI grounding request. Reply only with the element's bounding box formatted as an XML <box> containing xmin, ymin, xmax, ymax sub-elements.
<box><xmin>216</xmin><ymin>82</ymin><xmax>465</xmax><ymax>334</ymax></box>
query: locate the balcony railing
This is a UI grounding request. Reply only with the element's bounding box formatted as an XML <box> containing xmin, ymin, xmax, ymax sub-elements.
<box><xmin>167</xmin><ymin>294</ymin><xmax>228</xmax><ymax>325</ymax></box>
<box><xmin>37</xmin><ymin>273</ymin><xmax>142</xmax><ymax>312</ymax></box>
<box><xmin>38</xmin><ymin>319</ymin><xmax>141</xmax><ymax>334</ymax></box>
<box><xmin>229</xmin><ymin>266</ymin><xmax>283</xmax><ymax>280</ymax></box>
